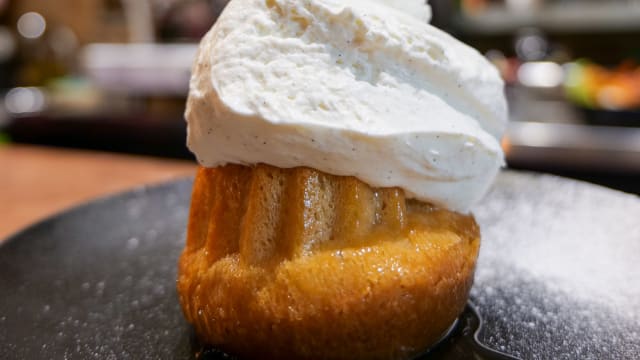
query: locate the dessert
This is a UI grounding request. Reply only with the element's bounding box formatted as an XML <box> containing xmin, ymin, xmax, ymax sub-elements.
<box><xmin>178</xmin><ymin>0</ymin><xmax>507</xmax><ymax>359</ymax></box>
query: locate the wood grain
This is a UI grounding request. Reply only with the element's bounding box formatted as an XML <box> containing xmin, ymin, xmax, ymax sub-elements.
<box><xmin>0</xmin><ymin>145</ymin><xmax>196</xmax><ymax>241</ymax></box>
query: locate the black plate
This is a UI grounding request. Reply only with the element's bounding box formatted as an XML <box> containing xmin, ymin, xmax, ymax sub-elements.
<box><xmin>1</xmin><ymin>172</ymin><xmax>639</xmax><ymax>359</ymax></box>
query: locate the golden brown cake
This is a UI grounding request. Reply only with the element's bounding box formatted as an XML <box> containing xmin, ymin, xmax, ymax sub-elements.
<box><xmin>177</xmin><ymin>164</ymin><xmax>480</xmax><ymax>360</ymax></box>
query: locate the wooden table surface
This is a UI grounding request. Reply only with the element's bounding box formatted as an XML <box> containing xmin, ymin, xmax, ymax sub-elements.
<box><xmin>0</xmin><ymin>145</ymin><xmax>196</xmax><ymax>241</ymax></box>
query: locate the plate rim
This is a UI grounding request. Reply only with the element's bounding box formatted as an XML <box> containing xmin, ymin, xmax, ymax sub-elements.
<box><xmin>0</xmin><ymin>176</ymin><xmax>194</xmax><ymax>247</ymax></box>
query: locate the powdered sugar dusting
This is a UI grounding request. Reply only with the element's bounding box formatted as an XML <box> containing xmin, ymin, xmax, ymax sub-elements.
<box><xmin>472</xmin><ymin>172</ymin><xmax>640</xmax><ymax>359</ymax></box>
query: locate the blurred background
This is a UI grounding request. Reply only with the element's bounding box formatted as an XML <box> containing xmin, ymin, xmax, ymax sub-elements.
<box><xmin>1</xmin><ymin>0</ymin><xmax>639</xmax><ymax>194</ymax></box>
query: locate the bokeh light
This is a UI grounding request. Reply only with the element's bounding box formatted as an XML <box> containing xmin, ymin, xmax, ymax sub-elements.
<box><xmin>4</xmin><ymin>87</ymin><xmax>46</xmax><ymax>114</ymax></box>
<box><xmin>17</xmin><ymin>12</ymin><xmax>46</xmax><ymax>40</ymax></box>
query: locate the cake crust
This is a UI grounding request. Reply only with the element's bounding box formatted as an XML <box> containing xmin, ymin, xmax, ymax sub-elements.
<box><xmin>178</xmin><ymin>164</ymin><xmax>480</xmax><ymax>360</ymax></box>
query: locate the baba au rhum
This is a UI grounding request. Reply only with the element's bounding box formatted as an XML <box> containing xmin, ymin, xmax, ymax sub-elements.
<box><xmin>177</xmin><ymin>0</ymin><xmax>508</xmax><ymax>359</ymax></box>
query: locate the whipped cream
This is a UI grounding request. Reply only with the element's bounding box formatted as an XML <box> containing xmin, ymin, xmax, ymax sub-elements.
<box><xmin>186</xmin><ymin>0</ymin><xmax>508</xmax><ymax>212</ymax></box>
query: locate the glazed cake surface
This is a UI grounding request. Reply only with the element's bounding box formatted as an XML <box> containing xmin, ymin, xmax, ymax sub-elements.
<box><xmin>178</xmin><ymin>164</ymin><xmax>480</xmax><ymax>360</ymax></box>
